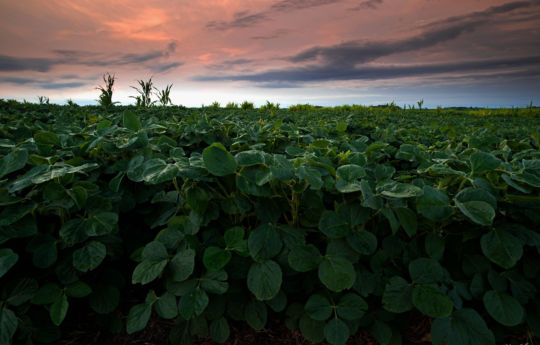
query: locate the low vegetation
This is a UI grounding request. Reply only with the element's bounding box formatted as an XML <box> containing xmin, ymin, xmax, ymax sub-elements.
<box><xmin>0</xmin><ymin>99</ymin><xmax>538</xmax><ymax>345</ymax></box>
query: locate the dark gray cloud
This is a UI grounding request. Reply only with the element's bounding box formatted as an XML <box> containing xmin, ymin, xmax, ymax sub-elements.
<box><xmin>349</xmin><ymin>0</ymin><xmax>383</xmax><ymax>10</ymax></box>
<box><xmin>0</xmin><ymin>76</ymin><xmax>89</xmax><ymax>89</ymax></box>
<box><xmin>0</xmin><ymin>55</ymin><xmax>56</xmax><ymax>72</ymax></box>
<box><xmin>289</xmin><ymin>1</ymin><xmax>534</xmax><ymax>66</ymax></box>
<box><xmin>40</xmin><ymin>82</ymin><xmax>87</xmax><ymax>89</ymax></box>
<box><xmin>206</xmin><ymin>0</ymin><xmax>346</xmax><ymax>30</ymax></box>
<box><xmin>206</xmin><ymin>12</ymin><xmax>268</xmax><ymax>30</ymax></box>
<box><xmin>207</xmin><ymin>58</ymin><xmax>255</xmax><ymax>70</ymax></box>
<box><xmin>0</xmin><ymin>41</ymin><xmax>182</xmax><ymax>72</ymax></box>
<box><xmin>251</xmin><ymin>29</ymin><xmax>290</xmax><ymax>40</ymax></box>
<box><xmin>152</xmin><ymin>62</ymin><xmax>184</xmax><ymax>73</ymax></box>
<box><xmin>194</xmin><ymin>55</ymin><xmax>540</xmax><ymax>85</ymax></box>
<box><xmin>270</xmin><ymin>0</ymin><xmax>343</xmax><ymax>11</ymax></box>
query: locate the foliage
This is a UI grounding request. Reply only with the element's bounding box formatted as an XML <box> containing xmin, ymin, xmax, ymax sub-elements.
<box><xmin>130</xmin><ymin>77</ymin><xmax>156</xmax><ymax>107</ymax></box>
<box><xmin>260</xmin><ymin>101</ymin><xmax>280</xmax><ymax>110</ymax></box>
<box><xmin>0</xmin><ymin>100</ymin><xmax>539</xmax><ymax>345</ymax></box>
<box><xmin>37</xmin><ymin>96</ymin><xmax>49</xmax><ymax>105</ymax></box>
<box><xmin>241</xmin><ymin>101</ymin><xmax>254</xmax><ymax>110</ymax></box>
<box><xmin>96</xmin><ymin>73</ymin><xmax>118</xmax><ymax>107</ymax></box>
<box><xmin>154</xmin><ymin>84</ymin><xmax>173</xmax><ymax>106</ymax></box>
<box><xmin>226</xmin><ymin>102</ymin><xmax>239</xmax><ymax>109</ymax></box>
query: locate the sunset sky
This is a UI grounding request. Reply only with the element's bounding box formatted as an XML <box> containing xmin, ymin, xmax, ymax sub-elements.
<box><xmin>1</xmin><ymin>0</ymin><xmax>539</xmax><ymax>107</ymax></box>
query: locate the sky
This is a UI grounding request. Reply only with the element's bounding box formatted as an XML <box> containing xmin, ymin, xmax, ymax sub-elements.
<box><xmin>0</xmin><ymin>0</ymin><xmax>539</xmax><ymax>107</ymax></box>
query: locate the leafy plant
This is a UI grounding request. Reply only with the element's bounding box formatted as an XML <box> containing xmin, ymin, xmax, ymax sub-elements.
<box><xmin>96</xmin><ymin>73</ymin><xmax>118</xmax><ymax>107</ymax></box>
<box><xmin>130</xmin><ymin>77</ymin><xmax>156</xmax><ymax>107</ymax></box>
<box><xmin>226</xmin><ymin>102</ymin><xmax>239</xmax><ymax>109</ymax></box>
<box><xmin>154</xmin><ymin>84</ymin><xmax>173</xmax><ymax>106</ymax></box>
<box><xmin>260</xmin><ymin>101</ymin><xmax>280</xmax><ymax>110</ymax></box>
<box><xmin>0</xmin><ymin>100</ymin><xmax>538</xmax><ymax>345</ymax></box>
<box><xmin>37</xmin><ymin>96</ymin><xmax>49</xmax><ymax>105</ymax></box>
<box><xmin>241</xmin><ymin>101</ymin><xmax>254</xmax><ymax>110</ymax></box>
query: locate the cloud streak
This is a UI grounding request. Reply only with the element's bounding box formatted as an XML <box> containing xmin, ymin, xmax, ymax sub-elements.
<box><xmin>206</xmin><ymin>0</ymin><xmax>347</xmax><ymax>30</ymax></box>
<box><xmin>194</xmin><ymin>55</ymin><xmax>540</xmax><ymax>85</ymax></box>
<box><xmin>0</xmin><ymin>42</ymin><xmax>182</xmax><ymax>72</ymax></box>
<box><xmin>289</xmin><ymin>1</ymin><xmax>534</xmax><ymax>66</ymax></box>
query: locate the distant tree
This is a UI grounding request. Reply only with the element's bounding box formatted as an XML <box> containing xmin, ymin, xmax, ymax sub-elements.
<box><xmin>241</xmin><ymin>101</ymin><xmax>254</xmax><ymax>110</ymax></box>
<box><xmin>38</xmin><ymin>96</ymin><xmax>49</xmax><ymax>105</ymax></box>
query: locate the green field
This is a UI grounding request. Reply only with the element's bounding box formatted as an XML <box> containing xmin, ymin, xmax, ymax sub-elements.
<box><xmin>0</xmin><ymin>99</ymin><xmax>539</xmax><ymax>345</ymax></box>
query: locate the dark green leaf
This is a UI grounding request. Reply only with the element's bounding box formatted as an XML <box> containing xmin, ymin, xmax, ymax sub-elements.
<box><xmin>72</xmin><ymin>241</ymin><xmax>106</xmax><ymax>272</ymax></box>
<box><xmin>431</xmin><ymin>308</ymin><xmax>495</xmax><ymax>345</ymax></box>
<box><xmin>210</xmin><ymin>317</ymin><xmax>230</xmax><ymax>343</ymax></box>
<box><xmin>416</xmin><ymin>186</ymin><xmax>454</xmax><ymax>221</ymax></box>
<box><xmin>318</xmin><ymin>256</ymin><xmax>356</xmax><ymax>292</ymax></box>
<box><xmin>324</xmin><ymin>318</ymin><xmax>349</xmax><ymax>345</ymax></box>
<box><xmin>382</xmin><ymin>276</ymin><xmax>413</xmax><ymax>313</ymax></box>
<box><xmin>287</xmin><ymin>244</ymin><xmax>321</xmax><ymax>272</ymax></box>
<box><xmin>305</xmin><ymin>294</ymin><xmax>332</xmax><ymax>321</ymax></box>
<box><xmin>203</xmin><ymin>247</ymin><xmax>231</xmax><ymax>271</ymax></box>
<box><xmin>170</xmin><ymin>248</ymin><xmax>196</xmax><ymax>282</ymax></box>
<box><xmin>248</xmin><ymin>224</ymin><xmax>282</xmax><ymax>260</ymax></box>
<box><xmin>0</xmin><ymin>148</ymin><xmax>28</xmax><ymax>179</ymax></box>
<box><xmin>470</xmin><ymin>152</ymin><xmax>501</xmax><ymax>175</ymax></box>
<box><xmin>381</xmin><ymin>183</ymin><xmax>423</xmax><ymax>198</ymax></box>
<box><xmin>0</xmin><ymin>308</ymin><xmax>18</xmax><ymax>345</ymax></box>
<box><xmin>203</xmin><ymin>143</ymin><xmax>237</xmax><ymax>176</ymax></box>
<box><xmin>319</xmin><ymin>210</ymin><xmax>349</xmax><ymax>239</ymax></box>
<box><xmin>394</xmin><ymin>207</ymin><xmax>417</xmax><ymax>236</ymax></box>
<box><xmin>245</xmin><ymin>300</ymin><xmax>267</xmax><ymax>330</ymax></box>
<box><xmin>247</xmin><ymin>260</ymin><xmax>282</xmax><ymax>300</ymax></box>
<box><xmin>123</xmin><ymin>110</ymin><xmax>142</xmax><ymax>131</ymax></box>
<box><xmin>346</xmin><ymin>231</ymin><xmax>377</xmax><ymax>255</ymax></box>
<box><xmin>412</xmin><ymin>284</ymin><xmax>453</xmax><ymax>318</ymax></box>
<box><xmin>409</xmin><ymin>258</ymin><xmax>444</xmax><ymax>284</ymax></box>
<box><xmin>482</xmin><ymin>290</ymin><xmax>524</xmax><ymax>326</ymax></box>
<box><xmin>178</xmin><ymin>288</ymin><xmax>209</xmax><ymax>320</ymax></box>
<box><xmin>299</xmin><ymin>315</ymin><xmax>325</xmax><ymax>343</ymax></box>
<box><xmin>50</xmin><ymin>293</ymin><xmax>69</xmax><ymax>326</ymax></box>
<box><xmin>126</xmin><ymin>303</ymin><xmax>151</xmax><ymax>334</ymax></box>
<box><xmin>480</xmin><ymin>229</ymin><xmax>523</xmax><ymax>269</ymax></box>
<box><xmin>425</xmin><ymin>233</ymin><xmax>445</xmax><ymax>261</ymax></box>
<box><xmin>0</xmin><ymin>248</ymin><xmax>18</xmax><ymax>278</ymax></box>
<box><xmin>235</xmin><ymin>150</ymin><xmax>265</xmax><ymax>166</ymax></box>
<box><xmin>154</xmin><ymin>292</ymin><xmax>178</xmax><ymax>319</ymax></box>
<box><xmin>337</xmin><ymin>293</ymin><xmax>367</xmax><ymax>320</ymax></box>
<box><xmin>65</xmin><ymin>281</ymin><xmax>92</xmax><ymax>298</ymax></box>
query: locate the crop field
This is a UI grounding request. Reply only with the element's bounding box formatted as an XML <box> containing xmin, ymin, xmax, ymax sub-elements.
<box><xmin>0</xmin><ymin>99</ymin><xmax>539</xmax><ymax>345</ymax></box>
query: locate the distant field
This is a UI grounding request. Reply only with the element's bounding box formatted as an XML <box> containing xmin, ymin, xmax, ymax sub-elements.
<box><xmin>0</xmin><ymin>99</ymin><xmax>539</xmax><ymax>345</ymax></box>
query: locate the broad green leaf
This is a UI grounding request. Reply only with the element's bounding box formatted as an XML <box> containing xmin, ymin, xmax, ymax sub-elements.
<box><xmin>200</xmin><ymin>270</ymin><xmax>229</xmax><ymax>294</ymax></box>
<box><xmin>346</xmin><ymin>231</ymin><xmax>377</xmax><ymax>255</ymax></box>
<box><xmin>324</xmin><ymin>318</ymin><xmax>349</xmax><ymax>345</ymax></box>
<box><xmin>72</xmin><ymin>241</ymin><xmax>106</xmax><ymax>272</ymax></box>
<box><xmin>203</xmin><ymin>247</ymin><xmax>231</xmax><ymax>271</ymax></box>
<box><xmin>455</xmin><ymin>200</ymin><xmax>495</xmax><ymax>226</ymax></box>
<box><xmin>245</xmin><ymin>300</ymin><xmax>267</xmax><ymax>330</ymax></box>
<box><xmin>266</xmin><ymin>290</ymin><xmax>287</xmax><ymax>312</ymax></box>
<box><xmin>203</xmin><ymin>143</ymin><xmax>237</xmax><ymax>176</ymax></box>
<box><xmin>381</xmin><ymin>183</ymin><xmax>423</xmax><ymax>198</ymax></box>
<box><xmin>123</xmin><ymin>110</ymin><xmax>142</xmax><ymax>131</ymax></box>
<box><xmin>382</xmin><ymin>276</ymin><xmax>413</xmax><ymax>313</ymax></box>
<box><xmin>50</xmin><ymin>293</ymin><xmax>69</xmax><ymax>326</ymax></box>
<box><xmin>370</xmin><ymin>320</ymin><xmax>393</xmax><ymax>345</ymax></box>
<box><xmin>154</xmin><ymin>292</ymin><xmax>178</xmax><ymax>319</ymax></box>
<box><xmin>470</xmin><ymin>152</ymin><xmax>501</xmax><ymax>175</ymax></box>
<box><xmin>4</xmin><ymin>278</ymin><xmax>38</xmax><ymax>306</ymax></box>
<box><xmin>0</xmin><ymin>148</ymin><xmax>28</xmax><ymax>179</ymax></box>
<box><xmin>224</xmin><ymin>226</ymin><xmax>245</xmax><ymax>249</ymax></box>
<box><xmin>235</xmin><ymin>150</ymin><xmax>265</xmax><ymax>166</ymax></box>
<box><xmin>210</xmin><ymin>317</ymin><xmax>230</xmax><ymax>343</ymax></box>
<box><xmin>394</xmin><ymin>207</ymin><xmax>417</xmax><ymax>236</ymax></box>
<box><xmin>483</xmin><ymin>290</ymin><xmax>524</xmax><ymax>326</ymax></box>
<box><xmin>416</xmin><ymin>186</ymin><xmax>454</xmax><ymax>221</ymax></box>
<box><xmin>425</xmin><ymin>233</ymin><xmax>445</xmax><ymax>261</ymax></box>
<box><xmin>337</xmin><ymin>203</ymin><xmax>371</xmax><ymax>227</ymax></box>
<box><xmin>170</xmin><ymin>248</ymin><xmax>195</xmax><ymax>282</ymax></box>
<box><xmin>0</xmin><ymin>308</ymin><xmax>18</xmax><ymax>345</ymax></box>
<box><xmin>318</xmin><ymin>256</ymin><xmax>356</xmax><ymax>292</ymax></box>
<box><xmin>0</xmin><ymin>248</ymin><xmax>18</xmax><ymax>278</ymax></box>
<box><xmin>247</xmin><ymin>260</ymin><xmax>282</xmax><ymax>300</ymax></box>
<box><xmin>305</xmin><ymin>294</ymin><xmax>332</xmax><ymax>321</ymax></box>
<box><xmin>34</xmin><ymin>131</ymin><xmax>60</xmax><ymax>146</ymax></box>
<box><xmin>132</xmin><ymin>242</ymin><xmax>169</xmax><ymax>285</ymax></box>
<box><xmin>287</xmin><ymin>244</ymin><xmax>321</xmax><ymax>272</ymax></box>
<box><xmin>178</xmin><ymin>288</ymin><xmax>209</xmax><ymax>319</ymax></box>
<box><xmin>337</xmin><ymin>293</ymin><xmax>367</xmax><ymax>320</ymax></box>
<box><xmin>0</xmin><ymin>203</ymin><xmax>34</xmax><ymax>226</ymax></box>
<box><xmin>409</xmin><ymin>258</ymin><xmax>444</xmax><ymax>284</ymax></box>
<box><xmin>248</xmin><ymin>224</ymin><xmax>282</xmax><ymax>260</ymax></box>
<box><xmin>432</xmin><ymin>308</ymin><xmax>495</xmax><ymax>345</ymax></box>
<box><xmin>126</xmin><ymin>303</ymin><xmax>151</xmax><ymax>334</ymax></box>
<box><xmin>319</xmin><ymin>210</ymin><xmax>349</xmax><ymax>239</ymax></box>
<box><xmin>31</xmin><ymin>283</ymin><xmax>62</xmax><ymax>305</ymax></box>
<box><xmin>186</xmin><ymin>186</ymin><xmax>208</xmax><ymax>214</ymax></box>
<box><xmin>412</xmin><ymin>284</ymin><xmax>453</xmax><ymax>318</ymax></box>
<box><xmin>65</xmin><ymin>281</ymin><xmax>92</xmax><ymax>298</ymax></box>
<box><xmin>89</xmin><ymin>285</ymin><xmax>120</xmax><ymax>314</ymax></box>
<box><xmin>299</xmin><ymin>315</ymin><xmax>325</xmax><ymax>343</ymax></box>
<box><xmin>335</xmin><ymin>164</ymin><xmax>365</xmax><ymax>192</ymax></box>
<box><xmin>480</xmin><ymin>229</ymin><xmax>523</xmax><ymax>269</ymax></box>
